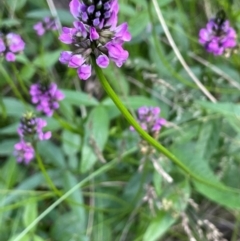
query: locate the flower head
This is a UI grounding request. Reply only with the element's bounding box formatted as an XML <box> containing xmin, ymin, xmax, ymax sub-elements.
<box><xmin>14</xmin><ymin>140</ymin><xmax>35</xmax><ymax>164</ymax></box>
<box><xmin>130</xmin><ymin>107</ymin><xmax>166</xmax><ymax>137</ymax></box>
<box><xmin>17</xmin><ymin>112</ymin><xmax>52</xmax><ymax>141</ymax></box>
<box><xmin>199</xmin><ymin>10</ymin><xmax>237</xmax><ymax>55</ymax></box>
<box><xmin>59</xmin><ymin>0</ymin><xmax>131</xmax><ymax>80</ymax></box>
<box><xmin>30</xmin><ymin>83</ymin><xmax>64</xmax><ymax>116</ymax></box>
<box><xmin>0</xmin><ymin>32</ymin><xmax>25</xmax><ymax>62</ymax></box>
<box><xmin>33</xmin><ymin>17</ymin><xmax>57</xmax><ymax>36</ymax></box>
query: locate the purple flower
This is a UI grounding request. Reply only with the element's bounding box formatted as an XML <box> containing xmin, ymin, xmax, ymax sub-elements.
<box><xmin>5</xmin><ymin>52</ymin><xmax>16</xmax><ymax>62</ymax></box>
<box><xmin>0</xmin><ymin>37</ymin><xmax>6</xmax><ymax>52</ymax></box>
<box><xmin>77</xmin><ymin>64</ymin><xmax>92</xmax><ymax>80</ymax></box>
<box><xmin>30</xmin><ymin>83</ymin><xmax>64</xmax><ymax>116</ymax></box>
<box><xmin>59</xmin><ymin>51</ymin><xmax>72</xmax><ymax>64</ymax></box>
<box><xmin>6</xmin><ymin>33</ymin><xmax>25</xmax><ymax>53</ymax></box>
<box><xmin>17</xmin><ymin>112</ymin><xmax>52</xmax><ymax>141</ymax></box>
<box><xmin>14</xmin><ymin>112</ymin><xmax>52</xmax><ymax>164</ymax></box>
<box><xmin>14</xmin><ymin>140</ymin><xmax>35</xmax><ymax>164</ymax></box>
<box><xmin>0</xmin><ymin>32</ymin><xmax>25</xmax><ymax>62</ymax></box>
<box><xmin>130</xmin><ymin>107</ymin><xmax>166</xmax><ymax>136</ymax></box>
<box><xmin>199</xmin><ymin>15</ymin><xmax>237</xmax><ymax>55</ymax></box>
<box><xmin>33</xmin><ymin>17</ymin><xmax>57</xmax><ymax>36</ymax></box>
<box><xmin>59</xmin><ymin>0</ymin><xmax>131</xmax><ymax>80</ymax></box>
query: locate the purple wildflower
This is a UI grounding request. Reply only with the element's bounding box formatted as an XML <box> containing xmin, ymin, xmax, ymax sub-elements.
<box><xmin>30</xmin><ymin>83</ymin><xmax>64</xmax><ymax>116</ymax></box>
<box><xmin>199</xmin><ymin>11</ymin><xmax>237</xmax><ymax>55</ymax></box>
<box><xmin>33</xmin><ymin>17</ymin><xmax>57</xmax><ymax>36</ymax></box>
<box><xmin>14</xmin><ymin>140</ymin><xmax>35</xmax><ymax>164</ymax></box>
<box><xmin>0</xmin><ymin>32</ymin><xmax>25</xmax><ymax>62</ymax></box>
<box><xmin>130</xmin><ymin>107</ymin><xmax>166</xmax><ymax>136</ymax></box>
<box><xmin>17</xmin><ymin>112</ymin><xmax>52</xmax><ymax>141</ymax></box>
<box><xmin>59</xmin><ymin>0</ymin><xmax>131</xmax><ymax>80</ymax></box>
<box><xmin>14</xmin><ymin>112</ymin><xmax>51</xmax><ymax>164</ymax></box>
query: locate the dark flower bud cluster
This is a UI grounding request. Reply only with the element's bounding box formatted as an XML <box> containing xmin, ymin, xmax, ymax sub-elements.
<box><xmin>30</xmin><ymin>82</ymin><xmax>64</xmax><ymax>117</ymax></box>
<box><xmin>33</xmin><ymin>17</ymin><xmax>58</xmax><ymax>36</ymax></box>
<box><xmin>14</xmin><ymin>112</ymin><xmax>51</xmax><ymax>164</ymax></box>
<box><xmin>199</xmin><ymin>10</ymin><xmax>237</xmax><ymax>55</ymax></box>
<box><xmin>59</xmin><ymin>0</ymin><xmax>131</xmax><ymax>80</ymax></box>
<box><xmin>0</xmin><ymin>31</ymin><xmax>25</xmax><ymax>62</ymax></box>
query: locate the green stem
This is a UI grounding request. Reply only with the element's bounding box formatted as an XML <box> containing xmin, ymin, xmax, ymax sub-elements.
<box><xmin>36</xmin><ymin>152</ymin><xmax>62</xmax><ymax>197</ymax></box>
<box><xmin>0</xmin><ymin>64</ymin><xmax>26</xmax><ymax>103</ymax></box>
<box><xmin>11</xmin><ymin>65</ymin><xmax>29</xmax><ymax>96</ymax></box>
<box><xmin>94</xmin><ymin>64</ymin><xmax>240</xmax><ymax>194</ymax></box>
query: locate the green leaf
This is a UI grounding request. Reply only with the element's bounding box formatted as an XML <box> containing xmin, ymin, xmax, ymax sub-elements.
<box><xmin>171</xmin><ymin>143</ymin><xmax>240</xmax><ymax>209</ymax></box>
<box><xmin>196</xmin><ymin>120</ymin><xmax>221</xmax><ymax>160</ymax></box>
<box><xmin>7</xmin><ymin>0</ymin><xmax>27</xmax><ymax>11</ymax></box>
<box><xmin>62</xmin><ymin>89</ymin><xmax>99</xmax><ymax>107</ymax></box>
<box><xmin>23</xmin><ymin>201</ymin><xmax>38</xmax><ymax>230</ymax></box>
<box><xmin>33</xmin><ymin>50</ymin><xmax>62</xmax><ymax>68</ymax></box>
<box><xmin>0</xmin><ymin>139</ymin><xmax>17</xmax><ymax>155</ymax></box>
<box><xmin>1</xmin><ymin>98</ymin><xmax>32</xmax><ymax>117</ymax></box>
<box><xmin>197</xmin><ymin>101</ymin><xmax>240</xmax><ymax>117</ymax></box>
<box><xmin>62</xmin><ymin>130</ymin><xmax>81</xmax><ymax>157</ymax></box>
<box><xmin>81</xmin><ymin>105</ymin><xmax>109</xmax><ymax>172</ymax></box>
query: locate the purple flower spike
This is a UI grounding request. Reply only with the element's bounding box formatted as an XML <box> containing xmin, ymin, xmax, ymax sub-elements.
<box><xmin>30</xmin><ymin>83</ymin><xmax>64</xmax><ymax>116</ymax></box>
<box><xmin>33</xmin><ymin>17</ymin><xmax>57</xmax><ymax>36</ymax></box>
<box><xmin>6</xmin><ymin>33</ymin><xmax>25</xmax><ymax>53</ymax></box>
<box><xmin>0</xmin><ymin>32</ymin><xmax>25</xmax><ymax>62</ymax></box>
<box><xmin>59</xmin><ymin>0</ymin><xmax>131</xmax><ymax>80</ymax></box>
<box><xmin>33</xmin><ymin>22</ymin><xmax>45</xmax><ymax>36</ymax></box>
<box><xmin>198</xmin><ymin>12</ymin><xmax>237</xmax><ymax>55</ymax></box>
<box><xmin>14</xmin><ymin>141</ymin><xmax>35</xmax><ymax>164</ymax></box>
<box><xmin>130</xmin><ymin>106</ymin><xmax>166</xmax><ymax>136</ymax></box>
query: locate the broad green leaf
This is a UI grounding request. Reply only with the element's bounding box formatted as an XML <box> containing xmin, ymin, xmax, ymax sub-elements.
<box><xmin>62</xmin><ymin>89</ymin><xmax>99</xmax><ymax>107</ymax></box>
<box><xmin>81</xmin><ymin>105</ymin><xmax>109</xmax><ymax>172</ymax></box>
<box><xmin>62</xmin><ymin>130</ymin><xmax>81</xmax><ymax>156</ymax></box>
<box><xmin>33</xmin><ymin>50</ymin><xmax>62</xmax><ymax>68</ymax></box>
<box><xmin>0</xmin><ymin>123</ymin><xmax>18</xmax><ymax>135</ymax></box>
<box><xmin>196</xmin><ymin>120</ymin><xmax>221</xmax><ymax>160</ymax></box>
<box><xmin>23</xmin><ymin>201</ymin><xmax>38</xmax><ymax>230</ymax></box>
<box><xmin>0</xmin><ymin>139</ymin><xmax>18</xmax><ymax>155</ymax></box>
<box><xmin>7</xmin><ymin>0</ymin><xmax>27</xmax><ymax>11</ymax></box>
<box><xmin>1</xmin><ymin>98</ymin><xmax>32</xmax><ymax>117</ymax></box>
<box><xmin>38</xmin><ymin>142</ymin><xmax>66</xmax><ymax>168</ymax></box>
<box><xmin>171</xmin><ymin>143</ymin><xmax>240</xmax><ymax>209</ymax></box>
<box><xmin>50</xmin><ymin>212</ymin><xmax>88</xmax><ymax>241</ymax></box>
<box><xmin>197</xmin><ymin>101</ymin><xmax>240</xmax><ymax>117</ymax></box>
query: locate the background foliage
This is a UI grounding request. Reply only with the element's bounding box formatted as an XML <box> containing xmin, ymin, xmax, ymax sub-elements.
<box><xmin>1</xmin><ymin>0</ymin><xmax>240</xmax><ymax>240</ymax></box>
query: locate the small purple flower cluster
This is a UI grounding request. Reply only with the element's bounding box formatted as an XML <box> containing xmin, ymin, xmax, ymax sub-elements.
<box><xmin>59</xmin><ymin>0</ymin><xmax>131</xmax><ymax>80</ymax></box>
<box><xmin>0</xmin><ymin>32</ymin><xmax>25</xmax><ymax>61</ymax></box>
<box><xmin>199</xmin><ymin>15</ymin><xmax>237</xmax><ymax>55</ymax></box>
<box><xmin>30</xmin><ymin>83</ymin><xmax>64</xmax><ymax>116</ymax></box>
<box><xmin>33</xmin><ymin>17</ymin><xmax>57</xmax><ymax>36</ymax></box>
<box><xmin>14</xmin><ymin>112</ymin><xmax>51</xmax><ymax>164</ymax></box>
<box><xmin>130</xmin><ymin>107</ymin><xmax>166</xmax><ymax>136</ymax></box>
